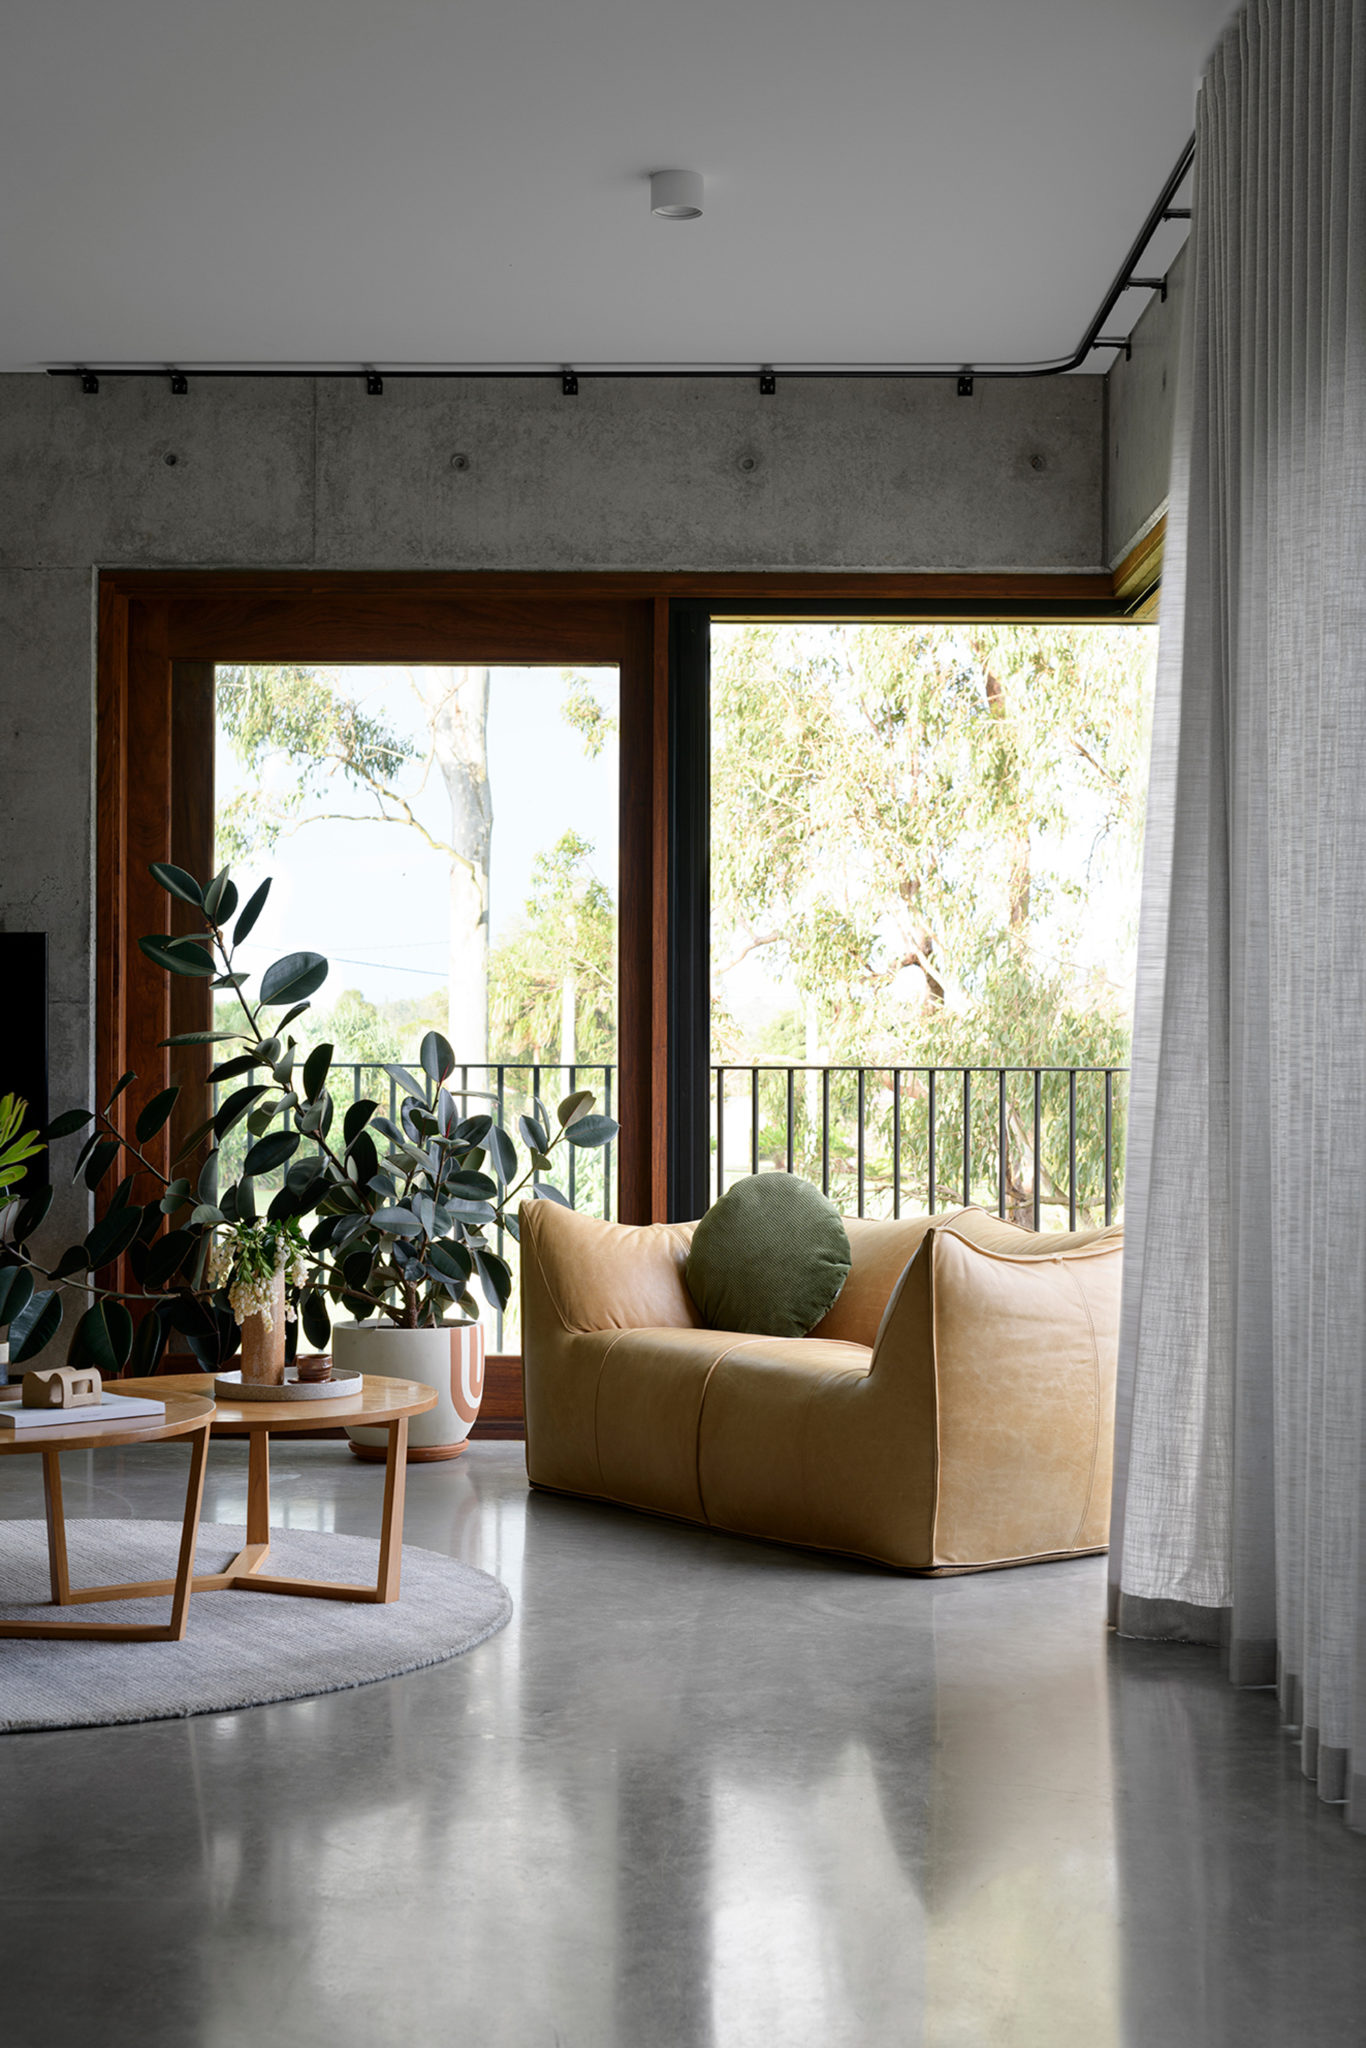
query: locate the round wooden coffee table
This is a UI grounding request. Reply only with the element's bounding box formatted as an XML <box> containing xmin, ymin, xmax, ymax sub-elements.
<box><xmin>119</xmin><ymin>1373</ymin><xmax>437</xmax><ymax>1605</ymax></box>
<box><xmin>0</xmin><ymin>1389</ymin><xmax>214</xmax><ymax>1641</ymax></box>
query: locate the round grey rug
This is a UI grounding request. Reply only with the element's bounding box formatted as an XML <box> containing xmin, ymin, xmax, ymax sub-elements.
<box><xmin>0</xmin><ymin>1519</ymin><xmax>512</xmax><ymax>1734</ymax></box>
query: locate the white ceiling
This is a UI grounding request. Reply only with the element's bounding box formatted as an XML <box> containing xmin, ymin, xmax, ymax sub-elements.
<box><xmin>0</xmin><ymin>0</ymin><xmax>1230</xmax><ymax>372</ymax></box>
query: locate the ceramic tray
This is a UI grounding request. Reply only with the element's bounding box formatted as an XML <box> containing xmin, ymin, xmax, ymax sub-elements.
<box><xmin>213</xmin><ymin>1364</ymin><xmax>363</xmax><ymax>1403</ymax></box>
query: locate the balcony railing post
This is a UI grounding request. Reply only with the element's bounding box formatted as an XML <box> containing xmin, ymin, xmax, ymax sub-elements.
<box><xmin>997</xmin><ymin>1068</ymin><xmax>1007</xmax><ymax>1220</ymax></box>
<box><xmin>1068</xmin><ymin>1067</ymin><xmax>1078</xmax><ymax>1230</ymax></box>
<box><xmin>717</xmin><ymin>1066</ymin><xmax>726</xmax><ymax>1198</ymax></box>
<box><xmin>892</xmin><ymin>1069</ymin><xmax>902</xmax><ymax>1220</ymax></box>
<box><xmin>1104</xmin><ymin>1068</ymin><xmax>1114</xmax><ymax>1226</ymax></box>
<box><xmin>1032</xmin><ymin>1070</ymin><xmax>1043</xmax><ymax>1231</ymax></box>
<box><xmin>751</xmin><ymin>1067</ymin><xmax>760</xmax><ymax>1177</ymax></box>
<box><xmin>962</xmin><ymin>1069</ymin><xmax>972</xmax><ymax>1207</ymax></box>
<box><xmin>856</xmin><ymin>1068</ymin><xmax>866</xmax><ymax>1218</ymax></box>
<box><xmin>786</xmin><ymin>1067</ymin><xmax>795</xmax><ymax>1174</ymax></box>
<box><xmin>928</xmin><ymin>1068</ymin><xmax>937</xmax><ymax>1215</ymax></box>
<box><xmin>821</xmin><ymin>1069</ymin><xmax>831</xmax><ymax>1197</ymax></box>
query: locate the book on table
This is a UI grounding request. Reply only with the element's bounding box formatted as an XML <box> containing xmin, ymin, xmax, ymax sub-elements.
<box><xmin>0</xmin><ymin>1393</ymin><xmax>167</xmax><ymax>1434</ymax></box>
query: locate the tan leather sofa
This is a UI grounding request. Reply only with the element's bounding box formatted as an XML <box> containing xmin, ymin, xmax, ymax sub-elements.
<box><xmin>519</xmin><ymin>1201</ymin><xmax>1123</xmax><ymax>1572</ymax></box>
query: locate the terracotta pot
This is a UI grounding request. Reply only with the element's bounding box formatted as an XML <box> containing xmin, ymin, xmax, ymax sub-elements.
<box><xmin>335</xmin><ymin>1320</ymin><xmax>485</xmax><ymax>1463</ymax></box>
<box><xmin>239</xmin><ymin>1269</ymin><xmax>287</xmax><ymax>1385</ymax></box>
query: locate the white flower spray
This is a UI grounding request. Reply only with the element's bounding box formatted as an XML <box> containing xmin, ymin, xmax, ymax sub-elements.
<box><xmin>213</xmin><ymin>1219</ymin><xmax>308</xmax><ymax>1333</ymax></box>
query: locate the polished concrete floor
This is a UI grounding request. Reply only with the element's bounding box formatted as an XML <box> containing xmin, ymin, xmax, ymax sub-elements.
<box><xmin>2</xmin><ymin>1442</ymin><xmax>1365</xmax><ymax>2048</ymax></box>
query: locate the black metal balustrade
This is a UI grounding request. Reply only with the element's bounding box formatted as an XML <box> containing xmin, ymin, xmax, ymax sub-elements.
<box><xmin>214</xmin><ymin>1058</ymin><xmax>1127</xmax><ymax>1351</ymax></box>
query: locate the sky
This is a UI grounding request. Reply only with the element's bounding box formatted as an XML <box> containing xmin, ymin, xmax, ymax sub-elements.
<box><xmin>214</xmin><ymin>664</ymin><xmax>619</xmax><ymax>1011</ymax></box>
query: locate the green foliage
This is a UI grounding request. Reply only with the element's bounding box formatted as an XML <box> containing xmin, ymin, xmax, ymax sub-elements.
<box><xmin>710</xmin><ymin>622</ymin><xmax>1154</xmax><ymax>1223</ymax></box>
<box><xmin>0</xmin><ymin>862</ymin><xmax>621</xmax><ymax>1360</ymax></box>
<box><xmin>488</xmin><ymin>830</ymin><xmax>616</xmax><ymax>1062</ymax></box>
<box><xmin>0</xmin><ymin>1093</ymin><xmax>44</xmax><ymax>1201</ymax></box>
<box><xmin>215</xmin><ymin>665</ymin><xmax>419</xmax><ymax>861</ymax></box>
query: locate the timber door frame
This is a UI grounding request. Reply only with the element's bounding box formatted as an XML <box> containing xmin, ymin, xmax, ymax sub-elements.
<box><xmin>97</xmin><ymin>574</ymin><xmax>668</xmax><ymax>1222</ymax></box>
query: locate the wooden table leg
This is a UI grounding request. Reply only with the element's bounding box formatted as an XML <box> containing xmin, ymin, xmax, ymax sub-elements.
<box><xmin>375</xmin><ymin>1415</ymin><xmax>409</xmax><ymax>1603</ymax></box>
<box><xmin>166</xmin><ymin>1420</ymin><xmax>211</xmax><ymax>1641</ymax></box>
<box><xmin>42</xmin><ymin>1451</ymin><xmax>70</xmax><ymax>1606</ymax></box>
<box><xmin>1</xmin><ymin>1420</ymin><xmax>213</xmax><ymax>1641</ymax></box>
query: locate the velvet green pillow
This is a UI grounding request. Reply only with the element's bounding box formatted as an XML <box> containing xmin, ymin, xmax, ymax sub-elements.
<box><xmin>685</xmin><ymin>1173</ymin><xmax>852</xmax><ymax>1338</ymax></box>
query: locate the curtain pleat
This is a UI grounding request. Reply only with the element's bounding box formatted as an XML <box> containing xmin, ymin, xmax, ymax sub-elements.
<box><xmin>1110</xmin><ymin>0</ymin><xmax>1366</xmax><ymax>1830</ymax></box>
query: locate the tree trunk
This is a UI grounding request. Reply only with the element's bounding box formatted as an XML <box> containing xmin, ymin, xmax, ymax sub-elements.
<box><xmin>559</xmin><ymin>971</ymin><xmax>577</xmax><ymax>1066</ymax></box>
<box><xmin>428</xmin><ymin>668</ymin><xmax>493</xmax><ymax>1066</ymax></box>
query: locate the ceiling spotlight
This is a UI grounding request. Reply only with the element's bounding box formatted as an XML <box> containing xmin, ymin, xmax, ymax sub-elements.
<box><xmin>650</xmin><ymin>169</ymin><xmax>704</xmax><ymax>220</ymax></box>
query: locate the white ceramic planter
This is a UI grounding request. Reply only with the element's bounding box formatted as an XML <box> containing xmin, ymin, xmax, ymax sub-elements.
<box><xmin>335</xmin><ymin>1320</ymin><xmax>485</xmax><ymax>1463</ymax></box>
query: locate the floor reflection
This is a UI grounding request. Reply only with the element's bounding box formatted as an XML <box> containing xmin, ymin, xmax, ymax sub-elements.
<box><xmin>3</xmin><ymin>1444</ymin><xmax>1366</xmax><ymax>2047</ymax></box>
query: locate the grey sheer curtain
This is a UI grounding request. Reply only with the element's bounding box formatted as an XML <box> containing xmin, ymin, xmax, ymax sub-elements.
<box><xmin>1110</xmin><ymin>0</ymin><xmax>1366</xmax><ymax>1829</ymax></box>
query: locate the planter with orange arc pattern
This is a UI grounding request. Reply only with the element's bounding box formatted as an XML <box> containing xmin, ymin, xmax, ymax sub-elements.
<box><xmin>335</xmin><ymin>1321</ymin><xmax>485</xmax><ymax>1463</ymax></box>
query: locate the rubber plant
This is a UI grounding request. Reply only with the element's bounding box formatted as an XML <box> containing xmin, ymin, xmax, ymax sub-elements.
<box><xmin>0</xmin><ymin>861</ymin><xmax>617</xmax><ymax>1374</ymax></box>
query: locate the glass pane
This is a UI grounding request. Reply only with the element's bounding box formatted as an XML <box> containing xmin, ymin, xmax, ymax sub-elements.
<box><xmin>710</xmin><ymin>622</ymin><xmax>1157</xmax><ymax>1229</ymax></box>
<box><xmin>214</xmin><ymin>662</ymin><xmax>619</xmax><ymax>1348</ymax></box>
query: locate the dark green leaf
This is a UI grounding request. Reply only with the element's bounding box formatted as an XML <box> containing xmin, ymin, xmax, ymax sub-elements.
<box><xmin>347</xmin><ymin>1132</ymin><xmax>379</xmax><ymax>1191</ymax></box>
<box><xmin>300</xmin><ymin>1291</ymin><xmax>331</xmax><ymax>1351</ymax></box>
<box><xmin>143</xmin><ymin>1228</ymin><xmax>195</xmax><ymax>1288</ymax></box>
<box><xmin>135</xmin><ymin>1085</ymin><xmax>180</xmax><ymax>1144</ymax></box>
<box><xmin>530</xmin><ymin>1150</ymin><xmax>554</xmax><ymax>1172</ymax></box>
<box><xmin>208</xmin><ymin>1053</ymin><xmax>259</xmax><ymax>1085</ymax></box>
<box><xmin>10</xmin><ymin>1289</ymin><xmax>62</xmax><ymax>1362</ymax></box>
<box><xmin>344</xmin><ymin>1099</ymin><xmax>379</xmax><ymax>1148</ymax></box>
<box><xmin>382</xmin><ymin>1064</ymin><xmax>427</xmax><ymax>1100</ymax></box>
<box><xmin>106</xmin><ymin>1071</ymin><xmax>139</xmax><ymax>1109</ymax></box>
<box><xmin>213</xmin><ymin>1085</ymin><xmax>269</xmax><ymax>1141</ymax></box>
<box><xmin>202</xmin><ymin>868</ymin><xmax>238</xmax><ymax>924</ymax></box>
<box><xmin>487</xmin><ymin>1125</ymin><xmax>517</xmax><ymax>1186</ymax></box>
<box><xmin>138</xmin><ymin>934</ymin><xmax>217</xmax><ymax>977</ymax></box>
<box><xmin>532</xmin><ymin>1182</ymin><xmax>571</xmax><ymax>1206</ymax></box>
<box><xmin>212</xmin><ymin>972</ymin><xmax>249</xmax><ymax>989</ymax></box>
<box><xmin>426</xmin><ymin>1240</ymin><xmax>472</xmax><ymax>1285</ymax></box>
<box><xmin>236</xmin><ymin>1176</ymin><xmax>257</xmax><ymax>1223</ymax></box>
<box><xmin>190</xmin><ymin>1203</ymin><xmax>226</xmax><ymax>1226</ymax></box>
<box><xmin>471</xmin><ymin>1246</ymin><xmax>513</xmax><ymax>1312</ymax></box>
<box><xmin>260</xmin><ymin>951</ymin><xmax>328</xmax><ymax>1006</ymax></box>
<box><xmin>303</xmin><ymin>1043</ymin><xmax>333</xmax><ymax>1104</ymax></box>
<box><xmin>557</xmin><ymin>1089</ymin><xmax>595</xmax><ymax>1128</ymax></box>
<box><xmin>85</xmin><ymin>1203</ymin><xmax>145</xmax><ymax>1269</ymax></box>
<box><xmin>233</xmin><ymin>877</ymin><xmax>272</xmax><ymax>948</ymax></box>
<box><xmin>370</xmin><ymin>1206</ymin><xmax>424</xmax><ymax>1237</ymax></box>
<box><xmin>149</xmin><ymin>861</ymin><xmax>204</xmax><ymax>908</ymax></box>
<box><xmin>45</xmin><ymin>1107</ymin><xmax>94</xmax><ymax>1140</ymax></box>
<box><xmin>108</xmin><ymin>1172</ymin><xmax>137</xmax><ymax>1210</ymax></box>
<box><xmin>160</xmin><ymin>1030</ymin><xmax>238</xmax><ymax>1047</ymax></box>
<box><xmin>197</xmin><ymin>1152</ymin><xmax>219</xmax><ymax>1205</ymax></box>
<box><xmin>84</xmin><ymin>1138</ymin><xmax>122</xmax><ymax>1190</ymax></box>
<box><xmin>68</xmin><ymin>1300</ymin><xmax>134</xmax><ymax>1375</ymax></box>
<box><xmin>454</xmin><ymin>1115</ymin><xmax>494</xmax><ymax>1148</ymax></box>
<box><xmin>564</xmin><ymin>1114</ymin><xmax>619</xmax><ymax>1149</ymax></box>
<box><xmin>11</xmin><ymin>1185</ymin><xmax>54</xmax><ymax>1241</ymax></box>
<box><xmin>159</xmin><ymin>1176</ymin><xmax>192</xmax><ymax>1213</ymax></box>
<box><xmin>243</xmin><ymin>1130</ymin><xmax>300</xmax><ymax>1177</ymax></box>
<box><xmin>130</xmin><ymin>1304</ymin><xmax>171</xmax><ymax>1376</ymax></box>
<box><xmin>0</xmin><ymin>1265</ymin><xmax>34</xmax><ymax>1329</ymax></box>
<box><xmin>276</xmin><ymin>1000</ymin><xmax>311</xmax><ymax>1031</ymax></box>
<box><xmin>172</xmin><ymin>1116</ymin><xmax>216</xmax><ymax>1167</ymax></box>
<box><xmin>420</xmin><ymin>1031</ymin><xmax>455</xmax><ymax>1085</ymax></box>
<box><xmin>51</xmin><ymin>1246</ymin><xmax>90</xmax><ymax>1280</ymax></box>
<box><xmin>519</xmin><ymin>1113</ymin><xmax>550</xmax><ymax>1154</ymax></box>
<box><xmin>442</xmin><ymin>1169</ymin><xmax>498</xmax><ymax>1201</ymax></box>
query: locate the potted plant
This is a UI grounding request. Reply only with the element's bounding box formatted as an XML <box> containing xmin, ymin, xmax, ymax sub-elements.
<box><xmin>0</xmin><ymin>859</ymin><xmax>618</xmax><ymax>1451</ymax></box>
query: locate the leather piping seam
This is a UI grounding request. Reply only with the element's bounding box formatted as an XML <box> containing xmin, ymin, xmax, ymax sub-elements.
<box><xmin>521</xmin><ymin>1223</ymin><xmax>575</xmax><ymax>1336</ymax></box>
<box><xmin>590</xmin><ymin>1328</ymin><xmax>636</xmax><ymax>1494</ymax></box>
<box><xmin>1060</xmin><ymin>1259</ymin><xmax>1104</xmax><ymax>1550</ymax></box>
<box><xmin>695</xmin><ymin>1337</ymin><xmax>764</xmax><ymax>1525</ymax></box>
<box><xmin>935</xmin><ymin>1222</ymin><xmax>1123</xmax><ymax>1265</ymax></box>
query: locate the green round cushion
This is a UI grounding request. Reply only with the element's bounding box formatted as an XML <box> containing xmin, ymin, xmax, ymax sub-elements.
<box><xmin>685</xmin><ymin>1173</ymin><xmax>852</xmax><ymax>1338</ymax></box>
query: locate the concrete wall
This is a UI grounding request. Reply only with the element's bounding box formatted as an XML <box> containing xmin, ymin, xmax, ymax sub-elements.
<box><xmin>1105</xmin><ymin>243</ymin><xmax>1186</xmax><ymax>565</ymax></box>
<box><xmin>0</xmin><ymin>367</ymin><xmax>1110</xmax><ymax>1253</ymax></box>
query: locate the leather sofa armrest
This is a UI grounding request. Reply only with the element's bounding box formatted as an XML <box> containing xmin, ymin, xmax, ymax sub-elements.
<box><xmin>518</xmin><ymin>1201</ymin><xmax>700</xmax><ymax>1336</ymax></box>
